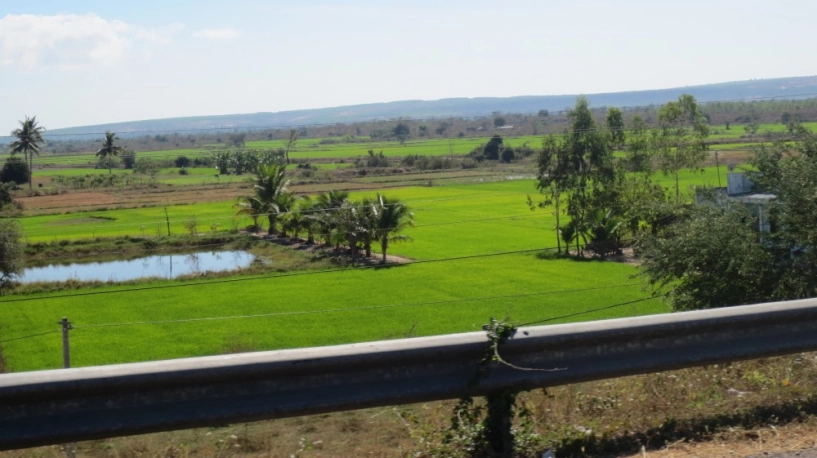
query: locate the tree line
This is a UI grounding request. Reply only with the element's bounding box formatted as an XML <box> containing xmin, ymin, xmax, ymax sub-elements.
<box><xmin>537</xmin><ymin>95</ymin><xmax>817</xmax><ymax>312</ymax></box>
<box><xmin>235</xmin><ymin>163</ymin><xmax>414</xmax><ymax>263</ymax></box>
<box><xmin>531</xmin><ymin>94</ymin><xmax>709</xmax><ymax>259</ymax></box>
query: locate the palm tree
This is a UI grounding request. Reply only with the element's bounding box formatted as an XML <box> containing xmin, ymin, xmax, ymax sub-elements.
<box><xmin>274</xmin><ymin>192</ymin><xmax>299</xmax><ymax>237</ymax></box>
<box><xmin>236</xmin><ymin>164</ymin><xmax>291</xmax><ymax>236</ymax></box>
<box><xmin>96</xmin><ymin>131</ymin><xmax>125</xmax><ymax>174</ymax></box>
<box><xmin>233</xmin><ymin>195</ymin><xmax>265</xmax><ymax>232</ymax></box>
<box><xmin>9</xmin><ymin>116</ymin><xmax>45</xmax><ymax>190</ymax></box>
<box><xmin>371</xmin><ymin>194</ymin><xmax>414</xmax><ymax>263</ymax></box>
<box><xmin>315</xmin><ymin>190</ymin><xmax>349</xmax><ymax>247</ymax></box>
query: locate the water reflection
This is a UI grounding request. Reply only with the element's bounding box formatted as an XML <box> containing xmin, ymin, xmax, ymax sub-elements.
<box><xmin>19</xmin><ymin>250</ymin><xmax>256</xmax><ymax>283</ymax></box>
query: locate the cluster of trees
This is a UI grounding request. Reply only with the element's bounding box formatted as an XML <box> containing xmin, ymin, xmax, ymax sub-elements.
<box><xmin>211</xmin><ymin>149</ymin><xmax>286</xmax><ymax>175</ymax></box>
<box><xmin>532</xmin><ymin>95</ymin><xmax>709</xmax><ymax>259</ymax></box>
<box><xmin>235</xmin><ymin>164</ymin><xmax>414</xmax><ymax>263</ymax></box>
<box><xmin>468</xmin><ymin>135</ymin><xmax>537</xmax><ymax>163</ymax></box>
<box><xmin>639</xmin><ymin>124</ymin><xmax>817</xmax><ymax>311</ymax></box>
<box><xmin>539</xmin><ymin>95</ymin><xmax>817</xmax><ymax>311</ymax></box>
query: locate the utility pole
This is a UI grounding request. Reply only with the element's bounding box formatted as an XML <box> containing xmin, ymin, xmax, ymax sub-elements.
<box><xmin>164</xmin><ymin>207</ymin><xmax>171</xmax><ymax>236</ymax></box>
<box><xmin>59</xmin><ymin>317</ymin><xmax>72</xmax><ymax>369</ymax></box>
<box><xmin>58</xmin><ymin>317</ymin><xmax>75</xmax><ymax>458</ymax></box>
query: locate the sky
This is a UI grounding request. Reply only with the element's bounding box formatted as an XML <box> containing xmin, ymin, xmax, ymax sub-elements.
<box><xmin>1</xmin><ymin>0</ymin><xmax>816</xmax><ymax>131</ymax></box>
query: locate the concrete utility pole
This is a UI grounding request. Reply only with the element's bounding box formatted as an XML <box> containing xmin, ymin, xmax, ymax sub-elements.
<box><xmin>59</xmin><ymin>317</ymin><xmax>72</xmax><ymax>369</ymax></box>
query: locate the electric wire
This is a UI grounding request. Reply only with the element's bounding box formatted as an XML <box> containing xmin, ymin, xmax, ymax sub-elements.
<box><xmin>71</xmin><ymin>282</ymin><xmax>642</xmax><ymax>330</ymax></box>
<box><xmin>0</xmin><ymin>330</ymin><xmax>60</xmax><ymax>344</ymax></box>
<box><xmin>516</xmin><ymin>294</ymin><xmax>668</xmax><ymax>327</ymax></box>
<box><xmin>0</xmin><ymin>245</ymin><xmax>571</xmax><ymax>304</ymax></box>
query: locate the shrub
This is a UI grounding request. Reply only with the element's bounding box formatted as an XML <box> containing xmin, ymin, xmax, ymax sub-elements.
<box><xmin>0</xmin><ymin>183</ymin><xmax>13</xmax><ymax>209</ymax></box>
<box><xmin>121</xmin><ymin>152</ymin><xmax>136</xmax><ymax>169</ymax></box>
<box><xmin>133</xmin><ymin>158</ymin><xmax>161</xmax><ymax>177</ymax></box>
<box><xmin>0</xmin><ymin>219</ymin><xmax>24</xmax><ymax>287</ymax></box>
<box><xmin>174</xmin><ymin>156</ymin><xmax>191</xmax><ymax>168</ymax></box>
<box><xmin>0</xmin><ymin>157</ymin><xmax>29</xmax><ymax>185</ymax></box>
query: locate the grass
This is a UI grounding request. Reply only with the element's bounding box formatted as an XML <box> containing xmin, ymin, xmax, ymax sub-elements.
<box><xmin>1</xmin><ymin>164</ymin><xmax>730</xmax><ymax>372</ymax></box>
<box><xmin>0</xmin><ymin>254</ymin><xmax>661</xmax><ymax>372</ymax></box>
<box><xmin>0</xmin><ymin>177</ymin><xmax>672</xmax><ymax>372</ymax></box>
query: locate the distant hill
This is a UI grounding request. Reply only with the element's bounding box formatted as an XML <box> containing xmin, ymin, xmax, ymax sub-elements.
<box><xmin>28</xmin><ymin>75</ymin><xmax>817</xmax><ymax>140</ymax></box>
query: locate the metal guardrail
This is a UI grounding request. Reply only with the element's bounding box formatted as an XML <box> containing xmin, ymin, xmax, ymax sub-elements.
<box><xmin>3</xmin><ymin>298</ymin><xmax>817</xmax><ymax>450</ymax></box>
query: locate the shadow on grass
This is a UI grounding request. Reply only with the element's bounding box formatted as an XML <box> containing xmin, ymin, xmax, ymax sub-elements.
<box><xmin>553</xmin><ymin>395</ymin><xmax>817</xmax><ymax>457</ymax></box>
<box><xmin>535</xmin><ymin>250</ymin><xmax>602</xmax><ymax>263</ymax></box>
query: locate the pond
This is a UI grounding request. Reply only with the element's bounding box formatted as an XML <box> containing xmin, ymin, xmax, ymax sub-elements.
<box><xmin>19</xmin><ymin>250</ymin><xmax>256</xmax><ymax>284</ymax></box>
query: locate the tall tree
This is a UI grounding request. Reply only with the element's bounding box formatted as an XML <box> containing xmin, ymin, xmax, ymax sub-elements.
<box><xmin>284</xmin><ymin>129</ymin><xmax>298</xmax><ymax>164</ymax></box>
<box><xmin>605</xmin><ymin>107</ymin><xmax>625</xmax><ymax>150</ymax></box>
<box><xmin>393</xmin><ymin>123</ymin><xmax>410</xmax><ymax>145</ymax></box>
<box><xmin>534</xmin><ymin>96</ymin><xmax>615</xmax><ymax>254</ymax></box>
<box><xmin>9</xmin><ymin>116</ymin><xmax>45</xmax><ymax>191</ymax></box>
<box><xmin>653</xmin><ymin>94</ymin><xmax>709</xmax><ymax>204</ymax></box>
<box><xmin>625</xmin><ymin>115</ymin><xmax>652</xmax><ymax>174</ymax></box>
<box><xmin>96</xmin><ymin>131</ymin><xmax>125</xmax><ymax>174</ymax></box>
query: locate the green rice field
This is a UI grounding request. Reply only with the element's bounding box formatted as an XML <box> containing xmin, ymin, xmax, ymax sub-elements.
<box><xmin>0</xmin><ymin>165</ymin><xmax>728</xmax><ymax>372</ymax></box>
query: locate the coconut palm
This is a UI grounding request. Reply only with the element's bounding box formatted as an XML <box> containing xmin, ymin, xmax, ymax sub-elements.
<box><xmin>235</xmin><ymin>164</ymin><xmax>291</xmax><ymax>236</ymax></box>
<box><xmin>96</xmin><ymin>131</ymin><xmax>126</xmax><ymax>174</ymax></box>
<box><xmin>288</xmin><ymin>197</ymin><xmax>318</xmax><ymax>243</ymax></box>
<box><xmin>315</xmin><ymin>190</ymin><xmax>349</xmax><ymax>247</ymax></box>
<box><xmin>335</xmin><ymin>200</ymin><xmax>371</xmax><ymax>261</ymax></box>
<box><xmin>371</xmin><ymin>194</ymin><xmax>414</xmax><ymax>263</ymax></box>
<box><xmin>233</xmin><ymin>195</ymin><xmax>265</xmax><ymax>232</ymax></box>
<box><xmin>274</xmin><ymin>192</ymin><xmax>300</xmax><ymax>237</ymax></box>
<box><xmin>9</xmin><ymin>116</ymin><xmax>45</xmax><ymax>190</ymax></box>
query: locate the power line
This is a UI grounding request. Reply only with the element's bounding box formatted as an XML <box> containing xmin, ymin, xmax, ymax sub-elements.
<box><xmin>0</xmin><ymin>282</ymin><xmax>650</xmax><ymax>344</ymax></box>
<box><xmin>516</xmin><ymin>294</ymin><xmax>667</xmax><ymax>327</ymax></box>
<box><xmin>71</xmin><ymin>282</ymin><xmax>642</xmax><ymax>330</ymax></box>
<box><xmin>0</xmin><ymin>330</ymin><xmax>59</xmax><ymax>344</ymax></box>
<box><xmin>0</xmin><ymin>245</ymin><xmax>571</xmax><ymax>304</ymax></box>
<box><xmin>0</xmin><ymin>213</ymin><xmax>544</xmax><ymax>267</ymax></box>
<box><xmin>18</xmin><ymin>189</ymin><xmax>536</xmax><ymax>236</ymax></box>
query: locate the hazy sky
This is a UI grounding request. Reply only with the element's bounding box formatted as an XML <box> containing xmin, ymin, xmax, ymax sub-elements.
<box><xmin>2</xmin><ymin>0</ymin><xmax>816</xmax><ymax>131</ymax></box>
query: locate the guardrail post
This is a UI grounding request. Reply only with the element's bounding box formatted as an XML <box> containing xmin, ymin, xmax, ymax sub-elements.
<box><xmin>58</xmin><ymin>317</ymin><xmax>75</xmax><ymax>458</ymax></box>
<box><xmin>59</xmin><ymin>317</ymin><xmax>71</xmax><ymax>369</ymax></box>
<box><xmin>484</xmin><ymin>391</ymin><xmax>515</xmax><ymax>457</ymax></box>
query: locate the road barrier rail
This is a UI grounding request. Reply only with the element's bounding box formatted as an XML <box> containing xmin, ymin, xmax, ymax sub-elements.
<box><xmin>3</xmin><ymin>298</ymin><xmax>817</xmax><ymax>450</ymax></box>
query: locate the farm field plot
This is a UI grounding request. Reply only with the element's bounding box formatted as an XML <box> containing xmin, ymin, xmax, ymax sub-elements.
<box><xmin>0</xmin><ymin>178</ymin><xmax>674</xmax><ymax>372</ymax></box>
<box><xmin>0</xmin><ymin>166</ymin><xmax>727</xmax><ymax>372</ymax></box>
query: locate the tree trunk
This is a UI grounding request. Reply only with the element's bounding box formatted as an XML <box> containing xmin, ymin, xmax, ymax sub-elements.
<box><xmin>364</xmin><ymin>237</ymin><xmax>372</xmax><ymax>258</ymax></box>
<box><xmin>554</xmin><ymin>193</ymin><xmax>561</xmax><ymax>254</ymax></box>
<box><xmin>268</xmin><ymin>215</ymin><xmax>276</xmax><ymax>236</ymax></box>
<box><xmin>381</xmin><ymin>238</ymin><xmax>388</xmax><ymax>263</ymax></box>
<box><xmin>27</xmin><ymin>152</ymin><xmax>32</xmax><ymax>191</ymax></box>
<box><xmin>347</xmin><ymin>233</ymin><xmax>358</xmax><ymax>260</ymax></box>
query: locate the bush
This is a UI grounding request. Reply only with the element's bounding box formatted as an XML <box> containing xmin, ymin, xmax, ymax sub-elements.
<box><xmin>192</xmin><ymin>156</ymin><xmax>213</xmax><ymax>168</ymax></box>
<box><xmin>0</xmin><ymin>219</ymin><xmax>24</xmax><ymax>286</ymax></box>
<box><xmin>500</xmin><ymin>147</ymin><xmax>515</xmax><ymax>163</ymax></box>
<box><xmin>133</xmin><ymin>158</ymin><xmax>161</xmax><ymax>177</ymax></box>
<box><xmin>0</xmin><ymin>183</ymin><xmax>13</xmax><ymax>209</ymax></box>
<box><xmin>179</xmin><ymin>168</ymin><xmax>189</xmax><ymax>175</ymax></box>
<box><xmin>174</xmin><ymin>156</ymin><xmax>191</xmax><ymax>168</ymax></box>
<box><xmin>121</xmin><ymin>152</ymin><xmax>136</xmax><ymax>169</ymax></box>
<box><xmin>0</xmin><ymin>157</ymin><xmax>29</xmax><ymax>185</ymax></box>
